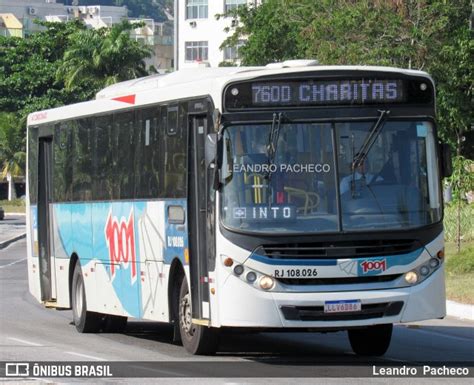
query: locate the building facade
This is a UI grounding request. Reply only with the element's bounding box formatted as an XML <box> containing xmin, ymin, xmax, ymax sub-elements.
<box><xmin>176</xmin><ymin>0</ymin><xmax>262</xmax><ymax>69</ymax></box>
<box><xmin>0</xmin><ymin>0</ymin><xmax>174</xmax><ymax>71</ymax></box>
<box><xmin>0</xmin><ymin>0</ymin><xmax>127</xmax><ymax>34</ymax></box>
<box><xmin>0</xmin><ymin>13</ymin><xmax>23</xmax><ymax>37</ymax></box>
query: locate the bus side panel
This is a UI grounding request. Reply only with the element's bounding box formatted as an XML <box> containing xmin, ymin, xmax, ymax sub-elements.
<box><xmin>51</xmin><ymin>203</ymin><xmax>73</xmax><ymax>308</ymax></box>
<box><xmin>53</xmin><ymin>203</ymin><xmax>96</xmax><ymax>310</ymax></box>
<box><xmin>139</xmin><ymin>200</ymin><xmax>189</xmax><ymax>322</ymax></box>
<box><xmin>26</xmin><ymin>204</ymin><xmax>41</xmax><ymax>302</ymax></box>
<box><xmin>51</xmin><ymin>199</ymin><xmax>189</xmax><ymax>321</ymax></box>
<box><xmin>137</xmin><ymin>201</ymin><xmax>167</xmax><ymax>321</ymax></box>
<box><xmin>71</xmin><ymin>203</ymin><xmax>98</xmax><ymax>310</ymax></box>
<box><xmin>90</xmin><ymin>201</ymin><xmax>144</xmax><ymax>319</ymax></box>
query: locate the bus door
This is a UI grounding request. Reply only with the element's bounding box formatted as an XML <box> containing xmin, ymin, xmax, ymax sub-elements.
<box><xmin>37</xmin><ymin>136</ymin><xmax>54</xmax><ymax>301</ymax></box>
<box><xmin>188</xmin><ymin>114</ymin><xmax>212</xmax><ymax>322</ymax></box>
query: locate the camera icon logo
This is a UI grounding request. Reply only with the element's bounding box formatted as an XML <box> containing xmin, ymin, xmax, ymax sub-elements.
<box><xmin>5</xmin><ymin>363</ymin><xmax>29</xmax><ymax>377</ymax></box>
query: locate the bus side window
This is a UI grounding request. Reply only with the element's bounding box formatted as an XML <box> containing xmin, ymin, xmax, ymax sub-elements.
<box><xmin>136</xmin><ymin>108</ymin><xmax>161</xmax><ymax>199</ymax></box>
<box><xmin>53</xmin><ymin>123</ymin><xmax>72</xmax><ymax>202</ymax></box>
<box><xmin>163</xmin><ymin>105</ymin><xmax>187</xmax><ymax>198</ymax></box>
<box><xmin>72</xmin><ymin>118</ymin><xmax>94</xmax><ymax>202</ymax></box>
<box><xmin>28</xmin><ymin>126</ymin><xmax>39</xmax><ymax>204</ymax></box>
<box><xmin>167</xmin><ymin>106</ymin><xmax>178</xmax><ymax>136</ymax></box>
<box><xmin>115</xmin><ymin>112</ymin><xmax>136</xmax><ymax>200</ymax></box>
<box><xmin>93</xmin><ymin>114</ymin><xmax>113</xmax><ymax>201</ymax></box>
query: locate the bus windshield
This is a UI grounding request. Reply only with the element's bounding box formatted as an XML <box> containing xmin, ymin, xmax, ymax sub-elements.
<box><xmin>220</xmin><ymin>120</ymin><xmax>441</xmax><ymax>233</ymax></box>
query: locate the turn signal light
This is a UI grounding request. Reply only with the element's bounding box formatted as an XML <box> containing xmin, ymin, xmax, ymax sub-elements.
<box><xmin>224</xmin><ymin>257</ymin><xmax>234</xmax><ymax>267</ymax></box>
<box><xmin>233</xmin><ymin>265</ymin><xmax>244</xmax><ymax>276</ymax></box>
<box><xmin>419</xmin><ymin>265</ymin><xmax>430</xmax><ymax>276</ymax></box>
<box><xmin>246</xmin><ymin>272</ymin><xmax>257</xmax><ymax>283</ymax></box>
<box><xmin>429</xmin><ymin>258</ymin><xmax>440</xmax><ymax>269</ymax></box>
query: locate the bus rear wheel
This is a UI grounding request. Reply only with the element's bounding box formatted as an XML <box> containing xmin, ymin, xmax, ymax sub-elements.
<box><xmin>348</xmin><ymin>324</ymin><xmax>393</xmax><ymax>356</ymax></box>
<box><xmin>178</xmin><ymin>277</ymin><xmax>219</xmax><ymax>355</ymax></box>
<box><xmin>71</xmin><ymin>261</ymin><xmax>102</xmax><ymax>333</ymax></box>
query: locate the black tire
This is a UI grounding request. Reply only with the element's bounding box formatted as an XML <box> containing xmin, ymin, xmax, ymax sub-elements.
<box><xmin>71</xmin><ymin>260</ymin><xmax>102</xmax><ymax>333</ymax></box>
<box><xmin>178</xmin><ymin>277</ymin><xmax>219</xmax><ymax>355</ymax></box>
<box><xmin>104</xmin><ymin>315</ymin><xmax>128</xmax><ymax>333</ymax></box>
<box><xmin>348</xmin><ymin>324</ymin><xmax>393</xmax><ymax>356</ymax></box>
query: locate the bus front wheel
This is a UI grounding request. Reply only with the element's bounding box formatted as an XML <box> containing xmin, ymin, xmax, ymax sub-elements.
<box><xmin>348</xmin><ymin>324</ymin><xmax>393</xmax><ymax>356</ymax></box>
<box><xmin>72</xmin><ymin>261</ymin><xmax>102</xmax><ymax>333</ymax></box>
<box><xmin>178</xmin><ymin>277</ymin><xmax>219</xmax><ymax>355</ymax></box>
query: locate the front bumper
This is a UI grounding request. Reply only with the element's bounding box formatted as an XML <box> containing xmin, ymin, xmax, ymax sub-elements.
<box><xmin>217</xmin><ymin>265</ymin><xmax>446</xmax><ymax>328</ymax></box>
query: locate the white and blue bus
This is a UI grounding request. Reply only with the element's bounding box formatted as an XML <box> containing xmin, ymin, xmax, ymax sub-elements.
<box><xmin>26</xmin><ymin>61</ymin><xmax>452</xmax><ymax>356</ymax></box>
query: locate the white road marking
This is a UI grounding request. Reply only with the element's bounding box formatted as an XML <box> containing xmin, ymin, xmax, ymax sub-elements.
<box><xmin>380</xmin><ymin>357</ymin><xmax>407</xmax><ymax>363</ymax></box>
<box><xmin>344</xmin><ymin>351</ymin><xmax>406</xmax><ymax>363</ymax></box>
<box><xmin>0</xmin><ymin>258</ymin><xmax>27</xmax><ymax>269</ymax></box>
<box><xmin>64</xmin><ymin>351</ymin><xmax>107</xmax><ymax>361</ymax></box>
<box><xmin>406</xmin><ymin>327</ymin><xmax>474</xmax><ymax>343</ymax></box>
<box><xmin>8</xmin><ymin>337</ymin><xmax>43</xmax><ymax>347</ymax></box>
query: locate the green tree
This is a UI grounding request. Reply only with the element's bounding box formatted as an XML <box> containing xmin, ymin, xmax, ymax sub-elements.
<box><xmin>224</xmin><ymin>0</ymin><xmax>473</xmax><ymax>158</ymax></box>
<box><xmin>0</xmin><ymin>19</ymin><xmax>154</xmax><ymax>187</ymax></box>
<box><xmin>431</xmin><ymin>26</ymin><xmax>473</xmax><ymax>157</ymax></box>
<box><xmin>0</xmin><ymin>21</ymin><xmax>94</xmax><ymax>116</ymax></box>
<box><xmin>221</xmin><ymin>1</ymin><xmax>302</xmax><ymax>65</ymax></box>
<box><xmin>0</xmin><ymin>112</ymin><xmax>25</xmax><ymax>199</ymax></box>
<box><xmin>57</xmin><ymin>20</ymin><xmax>152</xmax><ymax>90</ymax></box>
<box><xmin>445</xmin><ymin>155</ymin><xmax>474</xmax><ymax>251</ymax></box>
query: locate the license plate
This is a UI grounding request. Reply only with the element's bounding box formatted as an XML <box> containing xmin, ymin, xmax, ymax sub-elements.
<box><xmin>324</xmin><ymin>300</ymin><xmax>361</xmax><ymax>313</ymax></box>
<box><xmin>273</xmin><ymin>268</ymin><xmax>318</xmax><ymax>278</ymax></box>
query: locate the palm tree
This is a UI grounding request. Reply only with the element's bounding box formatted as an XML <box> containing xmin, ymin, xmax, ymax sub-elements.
<box><xmin>58</xmin><ymin>20</ymin><xmax>152</xmax><ymax>91</ymax></box>
<box><xmin>57</xmin><ymin>27</ymin><xmax>103</xmax><ymax>90</ymax></box>
<box><xmin>0</xmin><ymin>112</ymin><xmax>26</xmax><ymax>200</ymax></box>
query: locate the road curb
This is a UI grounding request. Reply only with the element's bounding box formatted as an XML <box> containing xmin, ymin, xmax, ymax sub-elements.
<box><xmin>5</xmin><ymin>212</ymin><xmax>26</xmax><ymax>216</ymax></box>
<box><xmin>446</xmin><ymin>300</ymin><xmax>474</xmax><ymax>321</ymax></box>
<box><xmin>0</xmin><ymin>233</ymin><xmax>26</xmax><ymax>250</ymax></box>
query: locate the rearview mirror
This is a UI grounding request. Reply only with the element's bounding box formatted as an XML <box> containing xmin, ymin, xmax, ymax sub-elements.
<box><xmin>205</xmin><ymin>133</ymin><xmax>217</xmax><ymax>168</ymax></box>
<box><xmin>439</xmin><ymin>143</ymin><xmax>452</xmax><ymax>178</ymax></box>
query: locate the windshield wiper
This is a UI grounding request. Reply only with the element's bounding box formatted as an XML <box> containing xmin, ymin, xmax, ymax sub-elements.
<box><xmin>265</xmin><ymin>112</ymin><xmax>283</xmax><ymax>183</ymax></box>
<box><xmin>350</xmin><ymin>109</ymin><xmax>390</xmax><ymax>197</ymax></box>
<box><xmin>352</xmin><ymin>110</ymin><xmax>390</xmax><ymax>171</ymax></box>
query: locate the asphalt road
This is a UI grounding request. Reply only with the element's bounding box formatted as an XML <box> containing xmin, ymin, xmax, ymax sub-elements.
<box><xmin>0</xmin><ymin>239</ymin><xmax>473</xmax><ymax>383</ymax></box>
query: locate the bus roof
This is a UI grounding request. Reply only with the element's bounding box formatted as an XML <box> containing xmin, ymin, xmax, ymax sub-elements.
<box><xmin>27</xmin><ymin>63</ymin><xmax>433</xmax><ymax>126</ymax></box>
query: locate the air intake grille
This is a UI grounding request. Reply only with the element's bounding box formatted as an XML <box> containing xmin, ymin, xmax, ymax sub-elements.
<box><xmin>255</xmin><ymin>239</ymin><xmax>419</xmax><ymax>260</ymax></box>
<box><xmin>276</xmin><ymin>274</ymin><xmax>402</xmax><ymax>286</ymax></box>
<box><xmin>281</xmin><ymin>301</ymin><xmax>404</xmax><ymax>321</ymax></box>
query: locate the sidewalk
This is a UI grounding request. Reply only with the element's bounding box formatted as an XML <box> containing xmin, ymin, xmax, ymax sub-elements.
<box><xmin>0</xmin><ymin>213</ymin><xmax>26</xmax><ymax>250</ymax></box>
<box><xmin>446</xmin><ymin>300</ymin><xmax>474</xmax><ymax>321</ymax></box>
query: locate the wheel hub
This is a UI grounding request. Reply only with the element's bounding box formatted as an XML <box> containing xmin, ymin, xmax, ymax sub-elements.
<box><xmin>74</xmin><ymin>277</ymin><xmax>83</xmax><ymax>318</ymax></box>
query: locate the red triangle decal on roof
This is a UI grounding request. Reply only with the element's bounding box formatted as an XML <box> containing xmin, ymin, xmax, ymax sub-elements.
<box><xmin>112</xmin><ymin>95</ymin><xmax>136</xmax><ymax>104</ymax></box>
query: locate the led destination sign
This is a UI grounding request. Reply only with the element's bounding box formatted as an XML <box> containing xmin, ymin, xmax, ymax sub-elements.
<box><xmin>224</xmin><ymin>77</ymin><xmax>433</xmax><ymax>110</ymax></box>
<box><xmin>252</xmin><ymin>80</ymin><xmax>403</xmax><ymax>105</ymax></box>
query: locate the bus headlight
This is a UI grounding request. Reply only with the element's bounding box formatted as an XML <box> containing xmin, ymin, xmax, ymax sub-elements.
<box><xmin>401</xmin><ymin>255</ymin><xmax>444</xmax><ymax>286</ymax></box>
<box><xmin>259</xmin><ymin>276</ymin><xmax>275</xmax><ymax>290</ymax></box>
<box><xmin>404</xmin><ymin>271</ymin><xmax>418</xmax><ymax>284</ymax></box>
